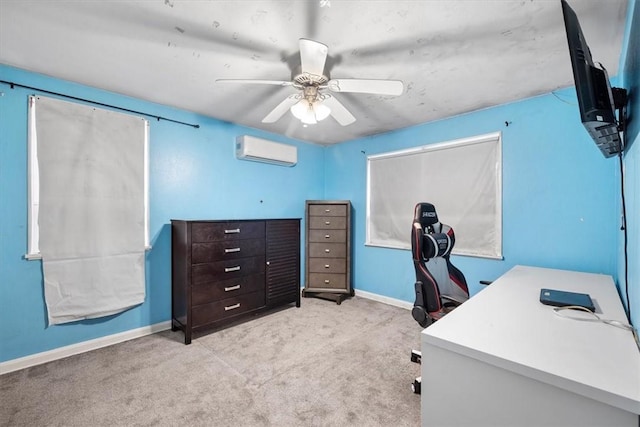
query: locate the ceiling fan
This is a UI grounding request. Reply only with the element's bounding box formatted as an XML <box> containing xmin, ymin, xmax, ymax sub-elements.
<box><xmin>216</xmin><ymin>38</ymin><xmax>404</xmax><ymax>126</ymax></box>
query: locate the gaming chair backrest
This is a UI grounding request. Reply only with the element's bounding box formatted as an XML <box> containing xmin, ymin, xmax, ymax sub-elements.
<box><xmin>411</xmin><ymin>203</ymin><xmax>469</xmax><ymax>319</ymax></box>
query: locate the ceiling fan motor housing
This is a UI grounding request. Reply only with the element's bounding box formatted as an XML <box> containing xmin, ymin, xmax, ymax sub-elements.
<box><xmin>293</xmin><ymin>72</ymin><xmax>328</xmax><ymax>87</ymax></box>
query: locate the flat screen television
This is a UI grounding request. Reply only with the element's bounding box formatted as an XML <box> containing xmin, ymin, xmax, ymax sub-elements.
<box><xmin>561</xmin><ymin>0</ymin><xmax>623</xmax><ymax>158</ymax></box>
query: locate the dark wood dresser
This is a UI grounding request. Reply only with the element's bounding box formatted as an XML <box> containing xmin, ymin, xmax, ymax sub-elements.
<box><xmin>302</xmin><ymin>200</ymin><xmax>353</xmax><ymax>304</ymax></box>
<box><xmin>171</xmin><ymin>219</ymin><xmax>300</xmax><ymax>344</ymax></box>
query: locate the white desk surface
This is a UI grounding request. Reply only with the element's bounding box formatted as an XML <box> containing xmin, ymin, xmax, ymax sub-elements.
<box><xmin>422</xmin><ymin>265</ymin><xmax>640</xmax><ymax>414</ymax></box>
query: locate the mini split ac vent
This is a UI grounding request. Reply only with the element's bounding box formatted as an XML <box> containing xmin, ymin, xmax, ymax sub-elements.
<box><xmin>235</xmin><ymin>135</ymin><xmax>297</xmax><ymax>167</ymax></box>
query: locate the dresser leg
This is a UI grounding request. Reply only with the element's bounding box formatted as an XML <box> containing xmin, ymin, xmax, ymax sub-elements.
<box><xmin>172</xmin><ymin>319</ymin><xmax>191</xmax><ymax>344</ymax></box>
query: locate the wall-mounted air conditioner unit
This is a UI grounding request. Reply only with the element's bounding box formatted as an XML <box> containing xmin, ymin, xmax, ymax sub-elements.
<box><xmin>235</xmin><ymin>135</ymin><xmax>297</xmax><ymax>167</ymax></box>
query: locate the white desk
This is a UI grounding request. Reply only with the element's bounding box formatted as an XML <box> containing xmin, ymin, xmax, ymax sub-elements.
<box><xmin>421</xmin><ymin>265</ymin><xmax>640</xmax><ymax>427</ymax></box>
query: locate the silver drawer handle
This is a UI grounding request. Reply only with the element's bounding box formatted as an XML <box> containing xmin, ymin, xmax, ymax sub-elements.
<box><xmin>325</xmin><ymin>234</ymin><xmax>330</xmax><ymax>239</ymax></box>
<box><xmin>224</xmin><ymin>303</ymin><xmax>241</xmax><ymax>311</ymax></box>
<box><xmin>324</xmin><ymin>264</ymin><xmax>330</xmax><ymax>268</ymax></box>
<box><xmin>324</xmin><ymin>279</ymin><xmax>330</xmax><ymax>284</ymax></box>
<box><xmin>225</xmin><ymin>247</ymin><xmax>241</xmax><ymax>253</ymax></box>
<box><xmin>325</xmin><ymin>209</ymin><xmax>331</xmax><ymax>212</ymax></box>
<box><xmin>224</xmin><ymin>228</ymin><xmax>240</xmax><ymax>234</ymax></box>
<box><xmin>225</xmin><ymin>266</ymin><xmax>241</xmax><ymax>273</ymax></box>
<box><xmin>325</xmin><ymin>249</ymin><xmax>330</xmax><ymax>253</ymax></box>
<box><xmin>224</xmin><ymin>285</ymin><xmax>241</xmax><ymax>292</ymax></box>
<box><xmin>325</xmin><ymin>221</ymin><xmax>331</xmax><ymax>225</ymax></box>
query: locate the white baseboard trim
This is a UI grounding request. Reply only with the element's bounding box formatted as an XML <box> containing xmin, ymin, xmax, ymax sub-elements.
<box><xmin>354</xmin><ymin>289</ymin><xmax>413</xmax><ymax>311</ymax></box>
<box><xmin>0</xmin><ymin>320</ymin><xmax>172</xmax><ymax>376</ymax></box>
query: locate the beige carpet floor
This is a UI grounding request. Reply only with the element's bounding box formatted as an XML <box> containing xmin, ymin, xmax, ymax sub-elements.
<box><xmin>0</xmin><ymin>296</ymin><xmax>421</xmax><ymax>426</ymax></box>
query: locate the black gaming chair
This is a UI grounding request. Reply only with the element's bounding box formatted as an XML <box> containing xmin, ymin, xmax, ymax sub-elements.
<box><xmin>410</xmin><ymin>202</ymin><xmax>470</xmax><ymax>393</ymax></box>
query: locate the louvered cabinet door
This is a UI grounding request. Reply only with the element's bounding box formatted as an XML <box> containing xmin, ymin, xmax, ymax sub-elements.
<box><xmin>265</xmin><ymin>219</ymin><xmax>301</xmax><ymax>308</ymax></box>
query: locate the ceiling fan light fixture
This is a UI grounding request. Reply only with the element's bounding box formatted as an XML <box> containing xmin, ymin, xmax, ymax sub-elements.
<box><xmin>301</xmin><ymin>113</ymin><xmax>317</xmax><ymax>125</ymax></box>
<box><xmin>290</xmin><ymin>99</ymin><xmax>308</xmax><ymax>119</ymax></box>
<box><xmin>290</xmin><ymin>99</ymin><xmax>315</xmax><ymax>124</ymax></box>
<box><xmin>290</xmin><ymin>98</ymin><xmax>331</xmax><ymax>125</ymax></box>
<box><xmin>313</xmin><ymin>101</ymin><xmax>331</xmax><ymax>121</ymax></box>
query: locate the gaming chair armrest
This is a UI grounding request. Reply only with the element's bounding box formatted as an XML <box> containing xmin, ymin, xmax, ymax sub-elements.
<box><xmin>412</xmin><ymin>281</ymin><xmax>432</xmax><ymax>328</ymax></box>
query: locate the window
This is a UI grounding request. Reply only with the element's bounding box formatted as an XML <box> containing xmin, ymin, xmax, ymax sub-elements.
<box><xmin>27</xmin><ymin>95</ymin><xmax>149</xmax><ymax>259</ymax></box>
<box><xmin>366</xmin><ymin>132</ymin><xmax>502</xmax><ymax>259</ymax></box>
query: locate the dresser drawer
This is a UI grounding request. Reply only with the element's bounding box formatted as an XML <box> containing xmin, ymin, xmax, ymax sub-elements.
<box><xmin>192</xmin><ymin>256</ymin><xmax>265</xmax><ymax>284</ymax></box>
<box><xmin>192</xmin><ymin>239</ymin><xmax>265</xmax><ymax>264</ymax></box>
<box><xmin>308</xmin><ymin>204</ymin><xmax>347</xmax><ymax>217</ymax></box>
<box><xmin>308</xmin><ymin>258</ymin><xmax>346</xmax><ymax>274</ymax></box>
<box><xmin>192</xmin><ymin>273</ymin><xmax>265</xmax><ymax>305</ymax></box>
<box><xmin>308</xmin><ymin>242</ymin><xmax>347</xmax><ymax>258</ymax></box>
<box><xmin>192</xmin><ymin>290</ymin><xmax>265</xmax><ymax>326</ymax></box>
<box><xmin>191</xmin><ymin>221</ymin><xmax>265</xmax><ymax>242</ymax></box>
<box><xmin>307</xmin><ymin>229</ymin><xmax>346</xmax><ymax>243</ymax></box>
<box><xmin>308</xmin><ymin>273</ymin><xmax>347</xmax><ymax>289</ymax></box>
<box><xmin>308</xmin><ymin>216</ymin><xmax>347</xmax><ymax>230</ymax></box>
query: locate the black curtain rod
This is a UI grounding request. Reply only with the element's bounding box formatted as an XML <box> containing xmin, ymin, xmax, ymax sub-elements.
<box><xmin>1</xmin><ymin>80</ymin><xmax>200</xmax><ymax>129</ymax></box>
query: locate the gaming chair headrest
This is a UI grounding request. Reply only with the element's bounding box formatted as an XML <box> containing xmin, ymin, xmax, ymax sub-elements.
<box><xmin>414</xmin><ymin>203</ymin><xmax>439</xmax><ymax>228</ymax></box>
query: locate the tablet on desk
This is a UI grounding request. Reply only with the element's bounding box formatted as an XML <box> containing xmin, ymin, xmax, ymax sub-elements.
<box><xmin>540</xmin><ymin>288</ymin><xmax>595</xmax><ymax>312</ymax></box>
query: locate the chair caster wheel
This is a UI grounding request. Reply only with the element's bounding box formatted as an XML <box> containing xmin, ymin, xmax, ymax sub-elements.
<box><xmin>412</xmin><ymin>379</ymin><xmax>421</xmax><ymax>394</ymax></box>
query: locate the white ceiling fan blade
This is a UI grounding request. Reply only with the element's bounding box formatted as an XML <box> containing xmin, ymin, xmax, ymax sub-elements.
<box><xmin>299</xmin><ymin>38</ymin><xmax>328</xmax><ymax>77</ymax></box>
<box><xmin>327</xmin><ymin>79</ymin><xmax>404</xmax><ymax>96</ymax></box>
<box><xmin>216</xmin><ymin>79</ymin><xmax>293</xmax><ymax>87</ymax></box>
<box><xmin>322</xmin><ymin>95</ymin><xmax>356</xmax><ymax>126</ymax></box>
<box><xmin>262</xmin><ymin>95</ymin><xmax>300</xmax><ymax>123</ymax></box>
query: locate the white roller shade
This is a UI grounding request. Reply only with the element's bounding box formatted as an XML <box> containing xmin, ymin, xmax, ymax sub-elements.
<box><xmin>367</xmin><ymin>132</ymin><xmax>502</xmax><ymax>259</ymax></box>
<box><xmin>28</xmin><ymin>95</ymin><xmax>148</xmax><ymax>325</ymax></box>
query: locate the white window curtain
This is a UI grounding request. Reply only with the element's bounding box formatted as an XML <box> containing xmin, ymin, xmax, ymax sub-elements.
<box><xmin>28</xmin><ymin>95</ymin><xmax>148</xmax><ymax>325</ymax></box>
<box><xmin>366</xmin><ymin>132</ymin><xmax>502</xmax><ymax>259</ymax></box>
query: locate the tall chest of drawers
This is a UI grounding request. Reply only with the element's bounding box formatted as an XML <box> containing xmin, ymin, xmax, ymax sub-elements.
<box><xmin>171</xmin><ymin>219</ymin><xmax>300</xmax><ymax>344</ymax></box>
<box><xmin>303</xmin><ymin>200</ymin><xmax>352</xmax><ymax>304</ymax></box>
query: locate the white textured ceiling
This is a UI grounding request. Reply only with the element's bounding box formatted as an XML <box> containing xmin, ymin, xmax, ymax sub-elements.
<box><xmin>0</xmin><ymin>0</ymin><xmax>628</xmax><ymax>145</ymax></box>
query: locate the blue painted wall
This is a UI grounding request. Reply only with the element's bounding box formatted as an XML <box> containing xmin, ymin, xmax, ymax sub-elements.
<box><xmin>2</xmin><ymin>0</ymin><xmax>638</xmax><ymax>363</ymax></box>
<box><xmin>324</xmin><ymin>91</ymin><xmax>620</xmax><ymax>303</ymax></box>
<box><xmin>0</xmin><ymin>65</ymin><xmax>325</xmax><ymax>363</ymax></box>
<box><xmin>620</xmin><ymin>0</ymin><xmax>639</xmax><ymax>329</ymax></box>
